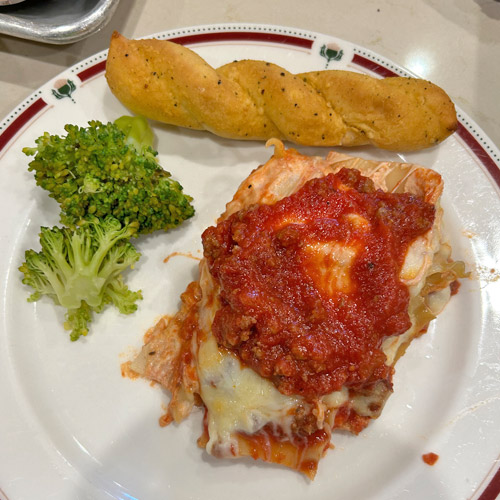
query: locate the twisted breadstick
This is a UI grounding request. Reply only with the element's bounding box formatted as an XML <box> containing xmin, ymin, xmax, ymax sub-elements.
<box><xmin>105</xmin><ymin>32</ymin><xmax>457</xmax><ymax>151</ymax></box>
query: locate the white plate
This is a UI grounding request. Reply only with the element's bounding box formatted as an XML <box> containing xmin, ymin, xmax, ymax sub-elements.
<box><xmin>0</xmin><ymin>24</ymin><xmax>499</xmax><ymax>500</ymax></box>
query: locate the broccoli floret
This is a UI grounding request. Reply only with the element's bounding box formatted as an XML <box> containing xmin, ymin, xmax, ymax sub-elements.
<box><xmin>19</xmin><ymin>216</ymin><xmax>142</xmax><ymax>341</ymax></box>
<box><xmin>23</xmin><ymin>116</ymin><xmax>194</xmax><ymax>235</ymax></box>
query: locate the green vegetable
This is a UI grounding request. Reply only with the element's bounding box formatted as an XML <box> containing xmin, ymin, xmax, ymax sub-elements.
<box><xmin>114</xmin><ymin>114</ymin><xmax>154</xmax><ymax>151</ymax></box>
<box><xmin>23</xmin><ymin>116</ymin><xmax>195</xmax><ymax>235</ymax></box>
<box><xmin>20</xmin><ymin>115</ymin><xmax>194</xmax><ymax>341</ymax></box>
<box><xmin>19</xmin><ymin>216</ymin><xmax>142</xmax><ymax>341</ymax></box>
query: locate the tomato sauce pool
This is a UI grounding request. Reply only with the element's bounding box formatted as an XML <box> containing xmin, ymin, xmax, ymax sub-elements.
<box><xmin>202</xmin><ymin>169</ymin><xmax>435</xmax><ymax>399</ymax></box>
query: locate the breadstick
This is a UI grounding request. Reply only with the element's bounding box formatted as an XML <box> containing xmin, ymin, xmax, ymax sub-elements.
<box><xmin>105</xmin><ymin>32</ymin><xmax>457</xmax><ymax>151</ymax></box>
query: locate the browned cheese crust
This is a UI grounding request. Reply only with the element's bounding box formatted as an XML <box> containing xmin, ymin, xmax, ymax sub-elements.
<box><xmin>105</xmin><ymin>32</ymin><xmax>457</xmax><ymax>151</ymax></box>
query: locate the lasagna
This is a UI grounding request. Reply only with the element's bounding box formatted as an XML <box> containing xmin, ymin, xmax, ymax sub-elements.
<box><xmin>131</xmin><ymin>140</ymin><xmax>465</xmax><ymax>478</ymax></box>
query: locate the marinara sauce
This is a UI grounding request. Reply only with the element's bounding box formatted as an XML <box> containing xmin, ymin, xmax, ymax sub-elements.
<box><xmin>202</xmin><ymin>168</ymin><xmax>435</xmax><ymax>399</ymax></box>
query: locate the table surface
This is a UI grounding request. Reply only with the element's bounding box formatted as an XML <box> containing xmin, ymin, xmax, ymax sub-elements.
<box><xmin>1</xmin><ymin>0</ymin><xmax>499</xmax><ymax>149</ymax></box>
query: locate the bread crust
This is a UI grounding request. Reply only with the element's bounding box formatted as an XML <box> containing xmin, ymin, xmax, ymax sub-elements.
<box><xmin>105</xmin><ymin>32</ymin><xmax>457</xmax><ymax>151</ymax></box>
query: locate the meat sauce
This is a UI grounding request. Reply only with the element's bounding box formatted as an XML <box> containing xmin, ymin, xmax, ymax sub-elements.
<box><xmin>202</xmin><ymin>168</ymin><xmax>435</xmax><ymax>399</ymax></box>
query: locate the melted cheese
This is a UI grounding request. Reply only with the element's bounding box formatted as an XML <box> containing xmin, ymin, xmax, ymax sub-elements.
<box><xmin>322</xmin><ymin>386</ymin><xmax>349</xmax><ymax>408</ymax></box>
<box><xmin>302</xmin><ymin>240</ymin><xmax>358</xmax><ymax>295</ymax></box>
<box><xmin>382</xmin><ymin>211</ymin><xmax>443</xmax><ymax>366</ymax></box>
<box><xmin>197</xmin><ymin>261</ymin><xmax>302</xmax><ymax>455</ymax></box>
<box><xmin>198</xmin><ymin>334</ymin><xmax>301</xmax><ymax>455</ymax></box>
